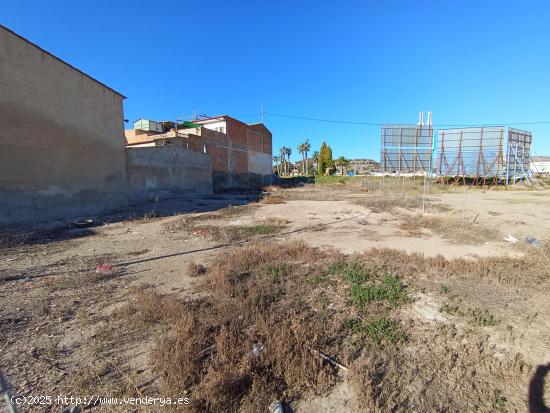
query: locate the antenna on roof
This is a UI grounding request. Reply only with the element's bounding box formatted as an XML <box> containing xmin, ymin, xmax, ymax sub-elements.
<box><xmin>427</xmin><ymin>111</ymin><xmax>432</xmax><ymax>127</ymax></box>
<box><xmin>260</xmin><ymin>104</ymin><xmax>264</xmax><ymax>123</ymax></box>
<box><xmin>418</xmin><ymin>111</ymin><xmax>424</xmax><ymax>126</ymax></box>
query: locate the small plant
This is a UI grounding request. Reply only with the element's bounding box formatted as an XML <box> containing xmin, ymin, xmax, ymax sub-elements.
<box><xmin>343</xmin><ymin>261</ymin><xmax>370</xmax><ymax>283</ymax></box>
<box><xmin>251</xmin><ymin>225</ymin><xmax>273</xmax><ymax>235</ymax></box>
<box><xmin>506</xmin><ymin>324</ymin><xmax>513</xmax><ymax>332</ymax></box>
<box><xmin>360</xmin><ymin>317</ymin><xmax>407</xmax><ymax>345</ymax></box>
<box><xmin>266</xmin><ymin>263</ymin><xmax>290</xmax><ymax>278</ymax></box>
<box><xmin>341</xmin><ymin>317</ymin><xmax>361</xmax><ymax>331</ymax></box>
<box><xmin>492</xmin><ymin>389</ymin><xmax>508</xmax><ymax>412</ymax></box>
<box><xmin>327</xmin><ymin>259</ymin><xmax>346</xmax><ymax>274</ymax></box>
<box><xmin>381</xmin><ymin>275</ymin><xmax>410</xmax><ymax>306</ymax></box>
<box><xmin>313</xmin><ymin>272</ymin><xmax>329</xmax><ymax>285</ymax></box>
<box><xmin>350</xmin><ymin>275</ymin><xmax>409</xmax><ymax>309</ymax></box>
<box><xmin>469</xmin><ymin>308</ymin><xmax>498</xmax><ymax>326</ymax></box>
<box><xmin>440</xmin><ymin>302</ymin><xmax>461</xmax><ymax>316</ymax></box>
<box><xmin>440</xmin><ymin>284</ymin><xmax>449</xmax><ymax>294</ymax></box>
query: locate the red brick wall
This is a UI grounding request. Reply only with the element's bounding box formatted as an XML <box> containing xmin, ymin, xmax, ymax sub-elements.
<box><xmin>209</xmin><ymin>144</ymin><xmax>229</xmax><ymax>173</ymax></box>
<box><xmin>263</xmin><ymin>133</ymin><xmax>272</xmax><ymax>154</ymax></box>
<box><xmin>186</xmin><ymin>118</ymin><xmax>273</xmax><ymax>190</ymax></box>
<box><xmin>225</xmin><ymin>117</ymin><xmax>248</xmax><ymax>147</ymax></box>
<box><xmin>247</xmin><ymin>123</ymin><xmax>272</xmax><ymax>155</ymax></box>
<box><xmin>233</xmin><ymin>150</ymin><xmax>248</xmax><ymax>174</ymax></box>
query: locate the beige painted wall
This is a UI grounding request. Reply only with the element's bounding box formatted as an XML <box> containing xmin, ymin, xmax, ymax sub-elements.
<box><xmin>0</xmin><ymin>26</ymin><xmax>128</xmax><ymax>224</ymax></box>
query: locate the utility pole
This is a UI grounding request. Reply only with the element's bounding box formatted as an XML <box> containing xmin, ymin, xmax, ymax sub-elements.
<box><xmin>463</xmin><ymin>186</ymin><xmax>467</xmax><ymax>221</ymax></box>
<box><xmin>260</xmin><ymin>104</ymin><xmax>264</xmax><ymax>123</ymax></box>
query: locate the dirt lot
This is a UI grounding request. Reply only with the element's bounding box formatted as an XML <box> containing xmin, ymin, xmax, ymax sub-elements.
<box><xmin>1</xmin><ymin>181</ymin><xmax>549</xmax><ymax>412</ymax></box>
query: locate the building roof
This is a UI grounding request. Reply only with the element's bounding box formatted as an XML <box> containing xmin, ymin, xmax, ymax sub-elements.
<box><xmin>195</xmin><ymin>115</ymin><xmax>272</xmax><ymax>133</ymax></box>
<box><xmin>532</xmin><ymin>156</ymin><xmax>550</xmax><ymax>162</ymax></box>
<box><xmin>0</xmin><ymin>24</ymin><xmax>125</xmax><ymax>98</ymax></box>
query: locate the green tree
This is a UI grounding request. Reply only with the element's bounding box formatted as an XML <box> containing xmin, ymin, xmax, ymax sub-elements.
<box><xmin>303</xmin><ymin>139</ymin><xmax>311</xmax><ymax>175</ymax></box>
<box><xmin>312</xmin><ymin>150</ymin><xmax>320</xmax><ymax>175</ymax></box>
<box><xmin>335</xmin><ymin>156</ymin><xmax>350</xmax><ymax>176</ymax></box>
<box><xmin>297</xmin><ymin>143</ymin><xmax>306</xmax><ymax>175</ymax></box>
<box><xmin>284</xmin><ymin>146</ymin><xmax>292</xmax><ymax>175</ymax></box>
<box><xmin>278</xmin><ymin>146</ymin><xmax>292</xmax><ymax>176</ymax></box>
<box><xmin>278</xmin><ymin>147</ymin><xmax>286</xmax><ymax>176</ymax></box>
<box><xmin>273</xmin><ymin>155</ymin><xmax>281</xmax><ymax>175</ymax></box>
<box><xmin>297</xmin><ymin>139</ymin><xmax>311</xmax><ymax>175</ymax></box>
<box><xmin>318</xmin><ymin>141</ymin><xmax>334</xmax><ymax>175</ymax></box>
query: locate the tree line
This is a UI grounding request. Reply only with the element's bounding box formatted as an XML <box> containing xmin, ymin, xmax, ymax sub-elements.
<box><xmin>273</xmin><ymin>140</ymin><xmax>351</xmax><ymax>176</ymax></box>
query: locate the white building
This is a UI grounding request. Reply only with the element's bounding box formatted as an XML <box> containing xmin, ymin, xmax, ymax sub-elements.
<box><xmin>531</xmin><ymin>156</ymin><xmax>550</xmax><ymax>175</ymax></box>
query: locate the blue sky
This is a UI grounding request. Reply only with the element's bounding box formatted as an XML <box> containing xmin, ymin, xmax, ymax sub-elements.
<box><xmin>2</xmin><ymin>1</ymin><xmax>549</xmax><ymax>161</ymax></box>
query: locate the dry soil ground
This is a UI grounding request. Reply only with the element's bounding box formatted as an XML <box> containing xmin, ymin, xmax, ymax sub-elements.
<box><xmin>0</xmin><ymin>182</ymin><xmax>549</xmax><ymax>412</ymax></box>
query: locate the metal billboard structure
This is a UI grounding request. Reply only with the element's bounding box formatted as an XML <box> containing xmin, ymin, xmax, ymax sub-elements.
<box><xmin>435</xmin><ymin>127</ymin><xmax>534</xmax><ymax>185</ymax></box>
<box><xmin>506</xmin><ymin>128</ymin><xmax>533</xmax><ymax>184</ymax></box>
<box><xmin>380</xmin><ymin>125</ymin><xmax>434</xmax><ymax>174</ymax></box>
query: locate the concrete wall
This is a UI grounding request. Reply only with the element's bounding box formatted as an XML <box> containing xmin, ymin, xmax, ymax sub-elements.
<box><xmin>248</xmin><ymin>150</ymin><xmax>273</xmax><ymax>186</ymax></box>
<box><xmin>0</xmin><ymin>26</ymin><xmax>128</xmax><ymax>224</ymax></box>
<box><xmin>126</xmin><ymin>146</ymin><xmax>212</xmax><ymax>202</ymax></box>
<box><xmin>128</xmin><ymin>116</ymin><xmax>274</xmax><ymax>192</ymax></box>
<box><xmin>244</xmin><ymin>122</ymin><xmax>272</xmax><ymax>186</ymax></box>
<box><xmin>125</xmin><ymin>129</ymin><xmax>155</xmax><ymax>145</ymax></box>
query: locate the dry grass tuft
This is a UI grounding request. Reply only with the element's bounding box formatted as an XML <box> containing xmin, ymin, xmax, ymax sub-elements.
<box><xmin>276</xmin><ymin>188</ymin><xmax>349</xmax><ymax>201</ymax></box>
<box><xmin>151</xmin><ymin>242</ymin><xmax>345</xmax><ymax>411</ymax></box>
<box><xmin>194</xmin><ymin>218</ymin><xmax>288</xmax><ymax>243</ymax></box>
<box><xmin>400</xmin><ymin>214</ymin><xmax>500</xmax><ymax>244</ymax></box>
<box><xmin>261</xmin><ymin>194</ymin><xmax>286</xmax><ymax>204</ymax></box>
<box><xmin>124</xmin><ymin>211</ymin><xmax>162</xmax><ymax>223</ymax></box>
<box><xmin>350</xmin><ymin>330</ymin><xmax>528</xmax><ymax>412</ymax></box>
<box><xmin>147</xmin><ymin>241</ymin><xmax>549</xmax><ymax>411</ymax></box>
<box><xmin>187</xmin><ymin>262</ymin><xmax>207</xmax><ymax>277</ymax></box>
<box><xmin>354</xmin><ymin>194</ymin><xmax>422</xmax><ymax>212</ymax></box>
<box><xmin>121</xmin><ymin>289</ymin><xmax>187</xmax><ymax>325</ymax></box>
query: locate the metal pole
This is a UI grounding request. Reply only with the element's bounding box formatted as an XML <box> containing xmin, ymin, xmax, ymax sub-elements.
<box><xmin>505</xmin><ymin>130</ymin><xmax>510</xmax><ymax>188</ymax></box>
<box><xmin>463</xmin><ymin>187</ymin><xmax>467</xmax><ymax>221</ymax></box>
<box><xmin>423</xmin><ymin>174</ymin><xmax>427</xmax><ymax>212</ymax></box>
<box><xmin>260</xmin><ymin>104</ymin><xmax>264</xmax><ymax>123</ymax></box>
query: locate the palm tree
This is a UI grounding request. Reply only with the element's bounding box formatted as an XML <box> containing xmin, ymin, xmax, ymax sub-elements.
<box><xmin>297</xmin><ymin>143</ymin><xmax>306</xmax><ymax>175</ymax></box>
<box><xmin>335</xmin><ymin>156</ymin><xmax>350</xmax><ymax>176</ymax></box>
<box><xmin>312</xmin><ymin>150</ymin><xmax>320</xmax><ymax>175</ymax></box>
<box><xmin>279</xmin><ymin>147</ymin><xmax>287</xmax><ymax>176</ymax></box>
<box><xmin>273</xmin><ymin>155</ymin><xmax>281</xmax><ymax>176</ymax></box>
<box><xmin>284</xmin><ymin>146</ymin><xmax>292</xmax><ymax>175</ymax></box>
<box><xmin>300</xmin><ymin>139</ymin><xmax>311</xmax><ymax>175</ymax></box>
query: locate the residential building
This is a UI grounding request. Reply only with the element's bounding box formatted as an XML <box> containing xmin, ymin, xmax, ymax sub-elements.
<box><xmin>532</xmin><ymin>156</ymin><xmax>550</xmax><ymax>175</ymax></box>
<box><xmin>0</xmin><ymin>24</ymin><xmax>128</xmax><ymax>224</ymax></box>
<box><xmin>125</xmin><ymin>115</ymin><xmax>273</xmax><ymax>190</ymax></box>
<box><xmin>349</xmin><ymin>159</ymin><xmax>380</xmax><ymax>174</ymax></box>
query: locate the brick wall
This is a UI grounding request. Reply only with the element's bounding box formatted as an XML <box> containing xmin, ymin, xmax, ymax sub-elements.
<box><xmin>171</xmin><ymin>117</ymin><xmax>273</xmax><ymax>191</ymax></box>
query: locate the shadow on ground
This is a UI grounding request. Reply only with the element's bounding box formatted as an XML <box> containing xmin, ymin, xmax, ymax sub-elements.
<box><xmin>529</xmin><ymin>363</ymin><xmax>550</xmax><ymax>413</ymax></box>
<box><xmin>0</xmin><ymin>192</ymin><xmax>262</xmax><ymax>248</ymax></box>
